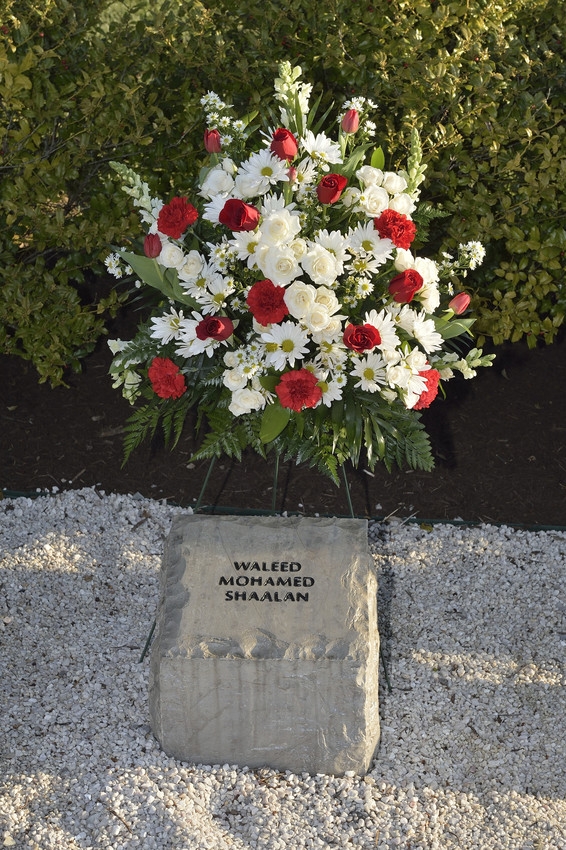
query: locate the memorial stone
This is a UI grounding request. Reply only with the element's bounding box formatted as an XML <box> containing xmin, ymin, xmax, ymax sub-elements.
<box><xmin>149</xmin><ymin>514</ymin><xmax>380</xmax><ymax>775</ymax></box>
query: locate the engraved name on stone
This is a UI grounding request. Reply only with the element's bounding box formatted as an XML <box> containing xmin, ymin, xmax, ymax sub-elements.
<box><xmin>219</xmin><ymin>559</ymin><xmax>313</xmax><ymax>602</ymax></box>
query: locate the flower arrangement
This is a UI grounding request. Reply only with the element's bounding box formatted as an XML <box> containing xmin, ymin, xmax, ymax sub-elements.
<box><xmin>106</xmin><ymin>62</ymin><xmax>493</xmax><ymax>485</ymax></box>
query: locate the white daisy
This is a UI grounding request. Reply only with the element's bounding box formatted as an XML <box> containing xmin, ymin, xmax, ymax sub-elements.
<box><xmin>230</xmin><ymin>229</ymin><xmax>264</xmax><ymax>268</ymax></box>
<box><xmin>364</xmin><ymin>309</ymin><xmax>401</xmax><ymax>352</ymax></box>
<box><xmin>300</xmin><ymin>131</ymin><xmax>342</xmax><ymax>171</ymax></box>
<box><xmin>261</xmin><ymin>321</ymin><xmax>310</xmax><ymax>370</ymax></box>
<box><xmin>350</xmin><ymin>353</ymin><xmax>387</xmax><ymax>392</ymax></box>
<box><xmin>237</xmin><ymin>149</ymin><xmax>289</xmax><ymax>195</ymax></box>
<box><xmin>348</xmin><ymin>222</ymin><xmax>393</xmax><ymax>262</ymax></box>
<box><xmin>318</xmin><ymin>378</ymin><xmax>344</xmax><ymax>406</ymax></box>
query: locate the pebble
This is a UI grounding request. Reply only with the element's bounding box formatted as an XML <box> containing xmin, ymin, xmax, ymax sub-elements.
<box><xmin>0</xmin><ymin>488</ymin><xmax>565</xmax><ymax>849</ymax></box>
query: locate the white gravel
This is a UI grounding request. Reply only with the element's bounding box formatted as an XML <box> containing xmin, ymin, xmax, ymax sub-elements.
<box><xmin>1</xmin><ymin>487</ymin><xmax>565</xmax><ymax>849</ymax></box>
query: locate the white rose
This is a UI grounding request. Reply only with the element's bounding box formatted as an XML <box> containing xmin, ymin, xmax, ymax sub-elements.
<box><xmin>303</xmin><ymin>304</ymin><xmax>331</xmax><ymax>333</ymax></box>
<box><xmin>178</xmin><ymin>250</ymin><xmax>204</xmax><ymax>281</ymax></box>
<box><xmin>382</xmin><ymin>172</ymin><xmax>408</xmax><ymax>194</ymax></box>
<box><xmin>387</xmin><ymin>363</ymin><xmax>410</xmax><ymax>389</ymax></box>
<box><xmin>301</xmin><ymin>244</ymin><xmax>339</xmax><ymax>286</ymax></box>
<box><xmin>257</xmin><ymin>245</ymin><xmax>302</xmax><ymax>285</ymax></box>
<box><xmin>358</xmin><ymin>185</ymin><xmax>389</xmax><ymax>216</ymax></box>
<box><xmin>389</xmin><ymin>193</ymin><xmax>416</xmax><ymax>215</ymax></box>
<box><xmin>234</xmin><ymin>172</ymin><xmax>262</xmax><ymax>198</ymax></box>
<box><xmin>290</xmin><ymin>238</ymin><xmax>308</xmax><ymax>259</ymax></box>
<box><xmin>223</xmin><ymin>351</ymin><xmax>239</xmax><ymax>368</ymax></box>
<box><xmin>228</xmin><ymin>387</ymin><xmax>265</xmax><ymax>416</ymax></box>
<box><xmin>315</xmin><ymin>286</ymin><xmax>340</xmax><ymax>314</ymax></box>
<box><xmin>405</xmin><ymin>349</ymin><xmax>428</xmax><ymax>371</ymax></box>
<box><xmin>284</xmin><ymin>281</ymin><xmax>316</xmax><ymax>319</ymax></box>
<box><xmin>394</xmin><ymin>248</ymin><xmax>414</xmax><ymax>272</ymax></box>
<box><xmin>223</xmin><ymin>369</ymin><xmax>248</xmax><ymax>391</ymax></box>
<box><xmin>261</xmin><ymin>210</ymin><xmax>301</xmax><ymax>246</ymax></box>
<box><xmin>159</xmin><ymin>242</ymin><xmax>186</xmax><ymax>269</ymax></box>
<box><xmin>356</xmin><ymin>165</ymin><xmax>384</xmax><ymax>187</ymax></box>
<box><xmin>199</xmin><ymin>167</ymin><xmax>235</xmax><ymax>199</ymax></box>
<box><xmin>311</xmin><ymin>315</ymin><xmax>344</xmax><ymax>343</ymax></box>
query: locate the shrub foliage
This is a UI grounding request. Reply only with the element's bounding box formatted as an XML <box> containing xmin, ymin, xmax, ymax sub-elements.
<box><xmin>1</xmin><ymin>0</ymin><xmax>564</xmax><ymax>383</ymax></box>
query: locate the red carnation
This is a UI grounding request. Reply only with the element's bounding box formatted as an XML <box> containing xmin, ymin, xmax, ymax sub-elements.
<box><xmin>388</xmin><ymin>269</ymin><xmax>423</xmax><ymax>303</ymax></box>
<box><xmin>148</xmin><ymin>357</ymin><xmax>187</xmax><ymax>399</ymax></box>
<box><xmin>343</xmin><ymin>323</ymin><xmax>381</xmax><ymax>353</ymax></box>
<box><xmin>195</xmin><ymin>315</ymin><xmax>234</xmax><ymax>341</ymax></box>
<box><xmin>157</xmin><ymin>197</ymin><xmax>198</xmax><ymax>239</ymax></box>
<box><xmin>219</xmin><ymin>198</ymin><xmax>260</xmax><ymax>232</ymax></box>
<box><xmin>316</xmin><ymin>173</ymin><xmax>348</xmax><ymax>205</ymax></box>
<box><xmin>270</xmin><ymin>128</ymin><xmax>299</xmax><ymax>161</ymax></box>
<box><xmin>374</xmin><ymin>209</ymin><xmax>417</xmax><ymax>250</ymax></box>
<box><xmin>413</xmin><ymin>369</ymin><xmax>441</xmax><ymax>410</ymax></box>
<box><xmin>275</xmin><ymin>369</ymin><xmax>323</xmax><ymax>413</ymax></box>
<box><xmin>246</xmin><ymin>279</ymin><xmax>289</xmax><ymax>326</ymax></box>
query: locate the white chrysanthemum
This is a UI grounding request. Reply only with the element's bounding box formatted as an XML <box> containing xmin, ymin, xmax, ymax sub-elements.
<box><xmin>180</xmin><ymin>262</ymin><xmax>218</xmax><ymax>300</ymax></box>
<box><xmin>237</xmin><ymin>149</ymin><xmax>289</xmax><ymax>195</ymax></box>
<box><xmin>260</xmin><ymin>193</ymin><xmax>295</xmax><ymax>216</ymax></box>
<box><xmin>158</xmin><ymin>241</ymin><xmax>186</xmax><ymax>270</ymax></box>
<box><xmin>289</xmin><ymin>159</ymin><xmax>317</xmax><ymax>194</ymax></box>
<box><xmin>202</xmin><ymin>194</ymin><xmax>232</xmax><ymax>225</ymax></box>
<box><xmin>150</xmin><ymin>308</ymin><xmax>185</xmax><ymax>344</ymax></box>
<box><xmin>364</xmin><ymin>309</ymin><xmax>401</xmax><ymax>352</ymax></box>
<box><xmin>389</xmin><ymin>193</ymin><xmax>416</xmax><ymax>216</ymax></box>
<box><xmin>199</xmin><ymin>166</ymin><xmax>235</xmax><ymax>200</ymax></box>
<box><xmin>261</xmin><ymin>209</ymin><xmax>302</xmax><ymax>246</ymax></box>
<box><xmin>300</xmin><ymin>131</ymin><xmax>342</xmax><ymax>170</ymax></box>
<box><xmin>256</xmin><ymin>245</ymin><xmax>302</xmax><ymax>286</ymax></box>
<box><xmin>382</xmin><ymin>172</ymin><xmax>408</xmax><ymax>194</ymax></box>
<box><xmin>301</xmin><ymin>244</ymin><xmax>340</xmax><ymax>286</ymax></box>
<box><xmin>411</xmin><ymin>314</ymin><xmax>444</xmax><ymax>353</ymax></box>
<box><xmin>230</xmin><ymin>229</ymin><xmax>264</xmax><ymax>268</ymax></box>
<box><xmin>229</xmin><ymin>387</ymin><xmax>266</xmax><ymax>416</ymax></box>
<box><xmin>356</xmin><ymin>166</ymin><xmax>384</xmax><ymax>187</ymax></box>
<box><xmin>357</xmin><ymin>185</ymin><xmax>389</xmax><ymax>217</ymax></box>
<box><xmin>261</xmin><ymin>321</ymin><xmax>310</xmax><ymax>370</ymax></box>
<box><xmin>198</xmin><ymin>275</ymin><xmax>236</xmax><ymax>315</ymax></box>
<box><xmin>315</xmin><ymin>339</ymin><xmax>348</xmax><ymax>368</ymax></box>
<box><xmin>351</xmin><ymin>353</ymin><xmax>387</xmax><ymax>392</ymax></box>
<box><xmin>284</xmin><ymin>281</ymin><xmax>316</xmax><ymax>320</ymax></box>
<box><xmin>314</xmin><ymin>229</ymin><xmax>349</xmax><ymax>268</ymax></box>
<box><xmin>178</xmin><ymin>250</ymin><xmax>205</xmax><ymax>283</ymax></box>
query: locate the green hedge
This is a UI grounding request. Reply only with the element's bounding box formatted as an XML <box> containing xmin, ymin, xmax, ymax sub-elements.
<box><xmin>1</xmin><ymin>0</ymin><xmax>564</xmax><ymax>384</ymax></box>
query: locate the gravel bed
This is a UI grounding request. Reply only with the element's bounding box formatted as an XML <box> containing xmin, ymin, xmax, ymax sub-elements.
<box><xmin>1</xmin><ymin>487</ymin><xmax>565</xmax><ymax>849</ymax></box>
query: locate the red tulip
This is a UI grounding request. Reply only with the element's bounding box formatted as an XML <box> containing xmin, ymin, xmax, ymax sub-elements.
<box><xmin>341</xmin><ymin>109</ymin><xmax>359</xmax><ymax>134</ymax></box>
<box><xmin>449</xmin><ymin>292</ymin><xmax>471</xmax><ymax>315</ymax></box>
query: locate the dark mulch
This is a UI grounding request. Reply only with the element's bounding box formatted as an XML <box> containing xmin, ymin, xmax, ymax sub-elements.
<box><xmin>1</xmin><ymin>328</ymin><xmax>565</xmax><ymax>527</ymax></box>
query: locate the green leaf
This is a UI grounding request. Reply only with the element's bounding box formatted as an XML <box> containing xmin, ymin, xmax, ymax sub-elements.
<box><xmin>259</xmin><ymin>374</ymin><xmax>280</xmax><ymax>392</ymax></box>
<box><xmin>118</xmin><ymin>252</ymin><xmax>199</xmax><ymax>309</ymax></box>
<box><xmin>371</xmin><ymin>147</ymin><xmax>385</xmax><ymax>170</ymax></box>
<box><xmin>260</xmin><ymin>402</ymin><xmax>291</xmax><ymax>443</ymax></box>
<box><xmin>434</xmin><ymin>317</ymin><xmax>476</xmax><ymax>339</ymax></box>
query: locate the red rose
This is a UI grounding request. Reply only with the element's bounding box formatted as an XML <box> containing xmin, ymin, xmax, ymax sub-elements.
<box><xmin>316</xmin><ymin>173</ymin><xmax>348</xmax><ymax>205</ymax></box>
<box><xmin>341</xmin><ymin>109</ymin><xmax>359</xmax><ymax>134</ymax></box>
<box><xmin>374</xmin><ymin>209</ymin><xmax>417</xmax><ymax>250</ymax></box>
<box><xmin>157</xmin><ymin>197</ymin><xmax>198</xmax><ymax>239</ymax></box>
<box><xmin>195</xmin><ymin>315</ymin><xmax>234</xmax><ymax>341</ymax></box>
<box><xmin>448</xmin><ymin>292</ymin><xmax>471</xmax><ymax>315</ymax></box>
<box><xmin>204</xmin><ymin>128</ymin><xmax>221</xmax><ymax>153</ymax></box>
<box><xmin>275</xmin><ymin>369</ymin><xmax>322</xmax><ymax>413</ymax></box>
<box><xmin>270</xmin><ymin>128</ymin><xmax>299</xmax><ymax>161</ymax></box>
<box><xmin>388</xmin><ymin>269</ymin><xmax>424</xmax><ymax>303</ymax></box>
<box><xmin>343</xmin><ymin>323</ymin><xmax>381</xmax><ymax>353</ymax></box>
<box><xmin>148</xmin><ymin>357</ymin><xmax>186</xmax><ymax>400</ymax></box>
<box><xmin>246</xmin><ymin>279</ymin><xmax>289</xmax><ymax>325</ymax></box>
<box><xmin>143</xmin><ymin>233</ymin><xmax>162</xmax><ymax>258</ymax></box>
<box><xmin>413</xmin><ymin>369</ymin><xmax>441</xmax><ymax>410</ymax></box>
<box><xmin>219</xmin><ymin>198</ymin><xmax>260</xmax><ymax>232</ymax></box>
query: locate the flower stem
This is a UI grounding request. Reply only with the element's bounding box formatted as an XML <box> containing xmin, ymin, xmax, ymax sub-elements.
<box><xmin>341</xmin><ymin>463</ymin><xmax>355</xmax><ymax>518</ymax></box>
<box><xmin>272</xmin><ymin>453</ymin><xmax>280</xmax><ymax>513</ymax></box>
<box><xmin>194</xmin><ymin>455</ymin><xmax>216</xmax><ymax>513</ymax></box>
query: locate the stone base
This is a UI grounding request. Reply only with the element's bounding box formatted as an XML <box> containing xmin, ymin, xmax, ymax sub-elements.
<box><xmin>149</xmin><ymin>515</ymin><xmax>380</xmax><ymax>775</ymax></box>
